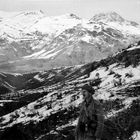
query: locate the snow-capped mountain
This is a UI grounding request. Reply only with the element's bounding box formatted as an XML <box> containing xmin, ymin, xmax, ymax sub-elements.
<box><xmin>0</xmin><ymin>42</ymin><xmax>140</xmax><ymax>140</ymax></box>
<box><xmin>0</xmin><ymin>10</ymin><xmax>44</xmax><ymax>39</ymax></box>
<box><xmin>90</xmin><ymin>12</ymin><xmax>140</xmax><ymax>34</ymax></box>
<box><xmin>0</xmin><ymin>11</ymin><xmax>140</xmax><ymax>72</ymax></box>
<box><xmin>90</xmin><ymin>12</ymin><xmax>138</xmax><ymax>25</ymax></box>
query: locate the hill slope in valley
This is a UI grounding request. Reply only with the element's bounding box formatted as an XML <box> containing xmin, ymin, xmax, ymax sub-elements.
<box><xmin>0</xmin><ymin>42</ymin><xmax>140</xmax><ymax>140</ymax></box>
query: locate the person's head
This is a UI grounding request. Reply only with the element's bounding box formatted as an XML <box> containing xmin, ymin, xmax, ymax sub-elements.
<box><xmin>81</xmin><ymin>84</ymin><xmax>95</xmax><ymax>100</ymax></box>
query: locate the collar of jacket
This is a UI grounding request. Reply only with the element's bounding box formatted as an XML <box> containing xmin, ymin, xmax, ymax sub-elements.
<box><xmin>84</xmin><ymin>96</ymin><xmax>93</xmax><ymax>107</ymax></box>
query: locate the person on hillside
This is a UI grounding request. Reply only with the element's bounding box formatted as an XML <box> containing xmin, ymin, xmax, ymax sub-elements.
<box><xmin>75</xmin><ymin>84</ymin><xmax>104</xmax><ymax>140</ymax></box>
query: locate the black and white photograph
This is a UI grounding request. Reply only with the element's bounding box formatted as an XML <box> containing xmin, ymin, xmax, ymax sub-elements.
<box><xmin>0</xmin><ymin>0</ymin><xmax>140</xmax><ymax>140</ymax></box>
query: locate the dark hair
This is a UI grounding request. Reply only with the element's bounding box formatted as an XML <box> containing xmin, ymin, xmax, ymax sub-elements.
<box><xmin>81</xmin><ymin>84</ymin><xmax>95</xmax><ymax>94</ymax></box>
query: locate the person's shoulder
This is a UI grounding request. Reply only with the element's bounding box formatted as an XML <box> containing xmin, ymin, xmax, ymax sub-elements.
<box><xmin>80</xmin><ymin>101</ymin><xmax>85</xmax><ymax>106</ymax></box>
<box><xmin>93</xmin><ymin>98</ymin><xmax>100</xmax><ymax>104</ymax></box>
<box><xmin>93</xmin><ymin>98</ymin><xmax>102</xmax><ymax>108</ymax></box>
<box><xmin>80</xmin><ymin>101</ymin><xmax>85</xmax><ymax>108</ymax></box>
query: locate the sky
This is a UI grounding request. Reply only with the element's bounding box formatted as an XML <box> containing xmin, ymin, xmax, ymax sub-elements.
<box><xmin>0</xmin><ymin>0</ymin><xmax>140</xmax><ymax>23</ymax></box>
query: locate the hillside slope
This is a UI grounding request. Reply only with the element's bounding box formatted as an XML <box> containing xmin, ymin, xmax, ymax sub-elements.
<box><xmin>0</xmin><ymin>42</ymin><xmax>140</xmax><ymax>140</ymax></box>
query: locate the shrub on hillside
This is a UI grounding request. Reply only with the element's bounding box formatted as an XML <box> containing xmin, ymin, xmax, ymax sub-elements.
<box><xmin>125</xmin><ymin>72</ymin><xmax>133</xmax><ymax>78</ymax></box>
<box><xmin>0</xmin><ymin>124</ymin><xmax>33</xmax><ymax>140</ymax></box>
<box><xmin>137</xmin><ymin>40</ymin><xmax>140</xmax><ymax>46</ymax></box>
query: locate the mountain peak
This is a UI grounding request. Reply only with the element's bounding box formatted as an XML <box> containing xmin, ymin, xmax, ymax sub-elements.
<box><xmin>17</xmin><ymin>10</ymin><xmax>44</xmax><ymax>17</ymax></box>
<box><xmin>69</xmin><ymin>13</ymin><xmax>81</xmax><ymax>19</ymax></box>
<box><xmin>62</xmin><ymin>13</ymin><xmax>81</xmax><ymax>20</ymax></box>
<box><xmin>90</xmin><ymin>11</ymin><xmax>125</xmax><ymax>23</ymax></box>
<box><xmin>0</xmin><ymin>10</ymin><xmax>44</xmax><ymax>19</ymax></box>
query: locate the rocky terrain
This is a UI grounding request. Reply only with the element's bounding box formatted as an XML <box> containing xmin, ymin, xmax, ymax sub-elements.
<box><xmin>0</xmin><ymin>42</ymin><xmax>140</xmax><ymax>140</ymax></box>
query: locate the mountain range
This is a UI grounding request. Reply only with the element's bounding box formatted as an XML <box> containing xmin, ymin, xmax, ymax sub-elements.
<box><xmin>0</xmin><ymin>11</ymin><xmax>140</xmax><ymax>73</ymax></box>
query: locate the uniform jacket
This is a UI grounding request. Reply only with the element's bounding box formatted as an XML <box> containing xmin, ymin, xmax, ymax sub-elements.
<box><xmin>75</xmin><ymin>97</ymin><xmax>104</xmax><ymax>140</ymax></box>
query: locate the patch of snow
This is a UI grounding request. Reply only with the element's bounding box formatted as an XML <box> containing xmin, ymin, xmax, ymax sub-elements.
<box><xmin>0</xmin><ymin>100</ymin><xmax>13</xmax><ymax>103</ymax></box>
<box><xmin>81</xmin><ymin>34</ymin><xmax>92</xmax><ymax>42</ymax></box>
<box><xmin>0</xmin><ymin>73</ymin><xmax>7</xmax><ymax>77</ymax></box>
<box><xmin>23</xmin><ymin>49</ymin><xmax>46</xmax><ymax>59</ymax></box>
<box><xmin>3</xmin><ymin>81</ymin><xmax>16</xmax><ymax>89</ymax></box>
<box><xmin>47</xmin><ymin>73</ymin><xmax>55</xmax><ymax>79</ymax></box>
<box><xmin>57</xmin><ymin>118</ymin><xmax>78</xmax><ymax>131</ymax></box>
<box><xmin>12</xmin><ymin>73</ymin><xmax>23</xmax><ymax>76</ymax></box>
<box><xmin>94</xmin><ymin>89</ymin><xmax>112</xmax><ymax>100</ymax></box>
<box><xmin>114</xmin><ymin>65</ymin><xmax>140</xmax><ymax>83</ymax></box>
<box><xmin>82</xmin><ymin>20</ymin><xmax>102</xmax><ymax>32</ymax></box>
<box><xmin>23</xmin><ymin>48</ymin><xmax>61</xmax><ymax>59</ymax></box>
<box><xmin>88</xmin><ymin>67</ymin><xmax>109</xmax><ymax>80</ymax></box>
<box><xmin>89</xmin><ymin>65</ymin><xmax>140</xmax><ymax>89</ymax></box>
<box><xmin>107</xmin><ymin>22</ymin><xmax>140</xmax><ymax>35</ymax></box>
<box><xmin>0</xmin><ymin>103</ymin><xmax>4</xmax><ymax>107</ymax></box>
<box><xmin>109</xmin><ymin>63</ymin><xmax>118</xmax><ymax>69</ymax></box>
<box><xmin>28</xmin><ymin>14</ymin><xmax>81</xmax><ymax>36</ymax></box>
<box><xmin>34</xmin><ymin>75</ymin><xmax>44</xmax><ymax>82</ymax></box>
<box><xmin>38</xmin><ymin>49</ymin><xmax>62</xmax><ymax>59</ymax></box>
<box><xmin>132</xmin><ymin>131</ymin><xmax>140</xmax><ymax>140</ymax></box>
<box><xmin>127</xmin><ymin>45</ymin><xmax>140</xmax><ymax>51</ymax></box>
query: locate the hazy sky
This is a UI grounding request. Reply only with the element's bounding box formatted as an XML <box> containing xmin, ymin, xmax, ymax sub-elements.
<box><xmin>0</xmin><ymin>0</ymin><xmax>140</xmax><ymax>22</ymax></box>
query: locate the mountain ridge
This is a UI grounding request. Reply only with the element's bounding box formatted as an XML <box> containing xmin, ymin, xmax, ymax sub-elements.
<box><xmin>0</xmin><ymin>11</ymin><xmax>140</xmax><ymax>72</ymax></box>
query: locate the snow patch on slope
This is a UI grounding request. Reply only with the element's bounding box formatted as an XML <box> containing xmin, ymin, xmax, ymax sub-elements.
<box><xmin>34</xmin><ymin>75</ymin><xmax>44</xmax><ymax>82</ymax></box>
<box><xmin>23</xmin><ymin>48</ymin><xmax>62</xmax><ymax>59</ymax></box>
<box><xmin>107</xmin><ymin>22</ymin><xmax>140</xmax><ymax>35</ymax></box>
<box><xmin>127</xmin><ymin>45</ymin><xmax>140</xmax><ymax>51</ymax></box>
<box><xmin>132</xmin><ymin>131</ymin><xmax>140</xmax><ymax>140</ymax></box>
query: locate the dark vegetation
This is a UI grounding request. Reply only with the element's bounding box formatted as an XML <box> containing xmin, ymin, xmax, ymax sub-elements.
<box><xmin>0</xmin><ymin>124</ymin><xmax>33</xmax><ymax>140</ymax></box>
<box><xmin>0</xmin><ymin>90</ymin><xmax>49</xmax><ymax>117</ymax></box>
<box><xmin>0</xmin><ymin>99</ymin><xmax>139</xmax><ymax>140</ymax></box>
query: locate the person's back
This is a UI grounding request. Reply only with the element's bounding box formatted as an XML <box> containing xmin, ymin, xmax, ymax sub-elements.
<box><xmin>75</xmin><ymin>84</ymin><xmax>104</xmax><ymax>140</ymax></box>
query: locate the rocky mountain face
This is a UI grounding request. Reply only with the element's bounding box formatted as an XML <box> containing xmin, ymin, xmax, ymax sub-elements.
<box><xmin>0</xmin><ymin>11</ymin><xmax>140</xmax><ymax>72</ymax></box>
<box><xmin>0</xmin><ymin>42</ymin><xmax>140</xmax><ymax>140</ymax></box>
